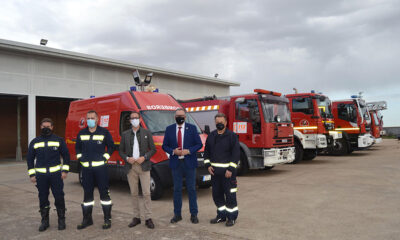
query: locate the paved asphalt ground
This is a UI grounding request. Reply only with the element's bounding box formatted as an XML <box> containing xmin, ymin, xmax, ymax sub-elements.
<box><xmin>1</xmin><ymin>139</ymin><xmax>399</xmax><ymax>240</ymax></box>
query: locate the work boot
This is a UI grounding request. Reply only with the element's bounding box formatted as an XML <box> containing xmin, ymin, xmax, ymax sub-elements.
<box><xmin>38</xmin><ymin>206</ymin><xmax>50</xmax><ymax>232</ymax></box>
<box><xmin>77</xmin><ymin>204</ymin><xmax>93</xmax><ymax>230</ymax></box>
<box><xmin>210</xmin><ymin>216</ymin><xmax>226</xmax><ymax>224</ymax></box>
<box><xmin>101</xmin><ymin>204</ymin><xmax>112</xmax><ymax>229</ymax></box>
<box><xmin>226</xmin><ymin>219</ymin><xmax>236</xmax><ymax>227</ymax></box>
<box><xmin>56</xmin><ymin>208</ymin><xmax>66</xmax><ymax>230</ymax></box>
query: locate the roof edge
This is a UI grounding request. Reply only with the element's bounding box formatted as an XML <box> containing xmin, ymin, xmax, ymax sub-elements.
<box><xmin>0</xmin><ymin>38</ymin><xmax>240</xmax><ymax>87</ymax></box>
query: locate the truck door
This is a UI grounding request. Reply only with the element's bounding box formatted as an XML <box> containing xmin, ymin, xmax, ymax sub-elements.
<box><xmin>233</xmin><ymin>98</ymin><xmax>262</xmax><ymax>147</ymax></box>
<box><xmin>291</xmin><ymin>97</ymin><xmax>316</xmax><ymax>133</ymax></box>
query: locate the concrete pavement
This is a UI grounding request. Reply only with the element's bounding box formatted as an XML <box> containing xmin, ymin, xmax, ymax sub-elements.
<box><xmin>0</xmin><ymin>139</ymin><xmax>399</xmax><ymax>240</ymax></box>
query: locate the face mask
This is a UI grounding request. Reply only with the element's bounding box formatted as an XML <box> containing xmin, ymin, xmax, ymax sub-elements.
<box><xmin>41</xmin><ymin>127</ymin><xmax>52</xmax><ymax>136</ymax></box>
<box><xmin>175</xmin><ymin>116</ymin><xmax>185</xmax><ymax>125</ymax></box>
<box><xmin>216</xmin><ymin>123</ymin><xmax>225</xmax><ymax>131</ymax></box>
<box><xmin>87</xmin><ymin>119</ymin><xmax>96</xmax><ymax>128</ymax></box>
<box><xmin>130</xmin><ymin>119</ymin><xmax>140</xmax><ymax>127</ymax></box>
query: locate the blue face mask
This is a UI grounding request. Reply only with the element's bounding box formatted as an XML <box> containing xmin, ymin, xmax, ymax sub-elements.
<box><xmin>87</xmin><ymin>119</ymin><xmax>96</xmax><ymax>128</ymax></box>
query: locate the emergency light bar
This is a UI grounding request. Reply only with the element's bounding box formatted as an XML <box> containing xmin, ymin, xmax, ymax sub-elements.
<box><xmin>254</xmin><ymin>89</ymin><xmax>282</xmax><ymax>97</ymax></box>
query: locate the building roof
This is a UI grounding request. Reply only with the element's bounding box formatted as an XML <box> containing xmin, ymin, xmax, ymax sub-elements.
<box><xmin>0</xmin><ymin>38</ymin><xmax>240</xmax><ymax>87</ymax></box>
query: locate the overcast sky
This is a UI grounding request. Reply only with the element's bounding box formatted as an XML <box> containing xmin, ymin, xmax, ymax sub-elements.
<box><xmin>1</xmin><ymin>0</ymin><xmax>399</xmax><ymax>126</ymax></box>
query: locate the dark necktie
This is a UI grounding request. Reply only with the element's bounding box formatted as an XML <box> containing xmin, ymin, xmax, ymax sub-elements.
<box><xmin>178</xmin><ymin>127</ymin><xmax>182</xmax><ymax>149</ymax></box>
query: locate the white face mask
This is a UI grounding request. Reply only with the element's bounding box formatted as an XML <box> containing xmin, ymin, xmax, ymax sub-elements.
<box><xmin>130</xmin><ymin>119</ymin><xmax>140</xmax><ymax>127</ymax></box>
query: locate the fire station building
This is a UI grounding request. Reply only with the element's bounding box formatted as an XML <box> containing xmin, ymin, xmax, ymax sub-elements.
<box><xmin>0</xmin><ymin>39</ymin><xmax>239</xmax><ymax>159</ymax></box>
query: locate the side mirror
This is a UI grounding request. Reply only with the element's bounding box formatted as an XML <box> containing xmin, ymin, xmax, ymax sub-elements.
<box><xmin>352</xmin><ymin>109</ymin><xmax>358</xmax><ymax>121</ymax></box>
<box><xmin>204</xmin><ymin>125</ymin><xmax>211</xmax><ymax>135</ymax></box>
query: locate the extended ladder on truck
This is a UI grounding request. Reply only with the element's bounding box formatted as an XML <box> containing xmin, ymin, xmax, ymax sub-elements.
<box><xmin>367</xmin><ymin>101</ymin><xmax>387</xmax><ymax>111</ymax></box>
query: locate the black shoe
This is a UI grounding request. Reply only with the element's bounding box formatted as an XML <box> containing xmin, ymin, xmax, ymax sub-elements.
<box><xmin>145</xmin><ymin>219</ymin><xmax>155</xmax><ymax>229</ymax></box>
<box><xmin>170</xmin><ymin>215</ymin><xmax>182</xmax><ymax>223</ymax></box>
<box><xmin>210</xmin><ymin>217</ymin><xmax>226</xmax><ymax>224</ymax></box>
<box><xmin>77</xmin><ymin>204</ymin><xmax>93</xmax><ymax>230</ymax></box>
<box><xmin>128</xmin><ymin>217</ymin><xmax>141</xmax><ymax>228</ymax></box>
<box><xmin>56</xmin><ymin>208</ymin><xmax>66</xmax><ymax>230</ymax></box>
<box><xmin>226</xmin><ymin>219</ymin><xmax>236</xmax><ymax>227</ymax></box>
<box><xmin>38</xmin><ymin>206</ymin><xmax>50</xmax><ymax>232</ymax></box>
<box><xmin>102</xmin><ymin>204</ymin><xmax>112</xmax><ymax>229</ymax></box>
<box><xmin>190</xmin><ymin>215</ymin><xmax>199</xmax><ymax>224</ymax></box>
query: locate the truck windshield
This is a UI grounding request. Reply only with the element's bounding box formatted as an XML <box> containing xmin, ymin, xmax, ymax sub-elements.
<box><xmin>261</xmin><ymin>99</ymin><xmax>291</xmax><ymax>123</ymax></box>
<box><xmin>359</xmin><ymin>104</ymin><xmax>370</xmax><ymax>121</ymax></box>
<box><xmin>317</xmin><ymin>98</ymin><xmax>333</xmax><ymax>117</ymax></box>
<box><xmin>141</xmin><ymin>110</ymin><xmax>202</xmax><ymax>135</ymax></box>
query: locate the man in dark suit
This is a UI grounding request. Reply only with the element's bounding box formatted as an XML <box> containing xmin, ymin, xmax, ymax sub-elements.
<box><xmin>119</xmin><ymin>111</ymin><xmax>157</xmax><ymax>229</ymax></box>
<box><xmin>162</xmin><ymin>108</ymin><xmax>203</xmax><ymax>224</ymax></box>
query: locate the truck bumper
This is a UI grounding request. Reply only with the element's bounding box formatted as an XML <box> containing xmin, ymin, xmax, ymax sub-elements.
<box><xmin>303</xmin><ymin>134</ymin><xmax>327</xmax><ymax>149</ymax></box>
<box><xmin>358</xmin><ymin>134</ymin><xmax>374</xmax><ymax>148</ymax></box>
<box><xmin>329</xmin><ymin>131</ymin><xmax>342</xmax><ymax>140</ymax></box>
<box><xmin>263</xmin><ymin>147</ymin><xmax>295</xmax><ymax>166</ymax></box>
<box><xmin>374</xmin><ymin>137</ymin><xmax>382</xmax><ymax>144</ymax></box>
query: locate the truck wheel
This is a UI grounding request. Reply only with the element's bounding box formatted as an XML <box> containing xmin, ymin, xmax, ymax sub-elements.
<box><xmin>330</xmin><ymin>138</ymin><xmax>349</xmax><ymax>156</ymax></box>
<box><xmin>199</xmin><ymin>183</ymin><xmax>211</xmax><ymax>189</ymax></box>
<box><xmin>303</xmin><ymin>149</ymin><xmax>317</xmax><ymax>160</ymax></box>
<box><xmin>237</xmin><ymin>150</ymin><xmax>249</xmax><ymax>176</ymax></box>
<box><xmin>150</xmin><ymin>172</ymin><xmax>163</xmax><ymax>200</ymax></box>
<box><xmin>292</xmin><ymin>139</ymin><xmax>303</xmax><ymax>164</ymax></box>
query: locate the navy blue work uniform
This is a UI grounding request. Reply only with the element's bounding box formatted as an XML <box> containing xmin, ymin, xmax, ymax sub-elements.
<box><xmin>75</xmin><ymin>126</ymin><xmax>115</xmax><ymax>207</ymax></box>
<box><xmin>204</xmin><ymin>128</ymin><xmax>240</xmax><ymax>221</ymax></box>
<box><xmin>27</xmin><ymin>134</ymin><xmax>70</xmax><ymax>210</ymax></box>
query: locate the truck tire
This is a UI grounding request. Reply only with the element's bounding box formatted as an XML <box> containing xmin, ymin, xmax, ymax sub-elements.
<box><xmin>198</xmin><ymin>183</ymin><xmax>212</xmax><ymax>189</ymax></box>
<box><xmin>264</xmin><ymin>166</ymin><xmax>274</xmax><ymax>170</ymax></box>
<box><xmin>292</xmin><ymin>139</ymin><xmax>303</xmax><ymax>164</ymax></box>
<box><xmin>330</xmin><ymin>138</ymin><xmax>349</xmax><ymax>156</ymax></box>
<box><xmin>237</xmin><ymin>150</ymin><xmax>249</xmax><ymax>176</ymax></box>
<box><xmin>150</xmin><ymin>171</ymin><xmax>164</xmax><ymax>200</ymax></box>
<box><xmin>303</xmin><ymin>149</ymin><xmax>317</xmax><ymax>160</ymax></box>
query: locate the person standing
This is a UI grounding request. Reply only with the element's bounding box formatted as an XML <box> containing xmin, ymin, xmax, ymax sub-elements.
<box><xmin>119</xmin><ymin>111</ymin><xmax>157</xmax><ymax>229</ymax></box>
<box><xmin>27</xmin><ymin>118</ymin><xmax>70</xmax><ymax>231</ymax></box>
<box><xmin>204</xmin><ymin>113</ymin><xmax>240</xmax><ymax>227</ymax></box>
<box><xmin>162</xmin><ymin>108</ymin><xmax>203</xmax><ymax>224</ymax></box>
<box><xmin>75</xmin><ymin>110</ymin><xmax>115</xmax><ymax>230</ymax></box>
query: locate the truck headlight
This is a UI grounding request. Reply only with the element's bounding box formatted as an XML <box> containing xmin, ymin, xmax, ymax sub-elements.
<box><xmin>264</xmin><ymin>151</ymin><xmax>275</xmax><ymax>157</ymax></box>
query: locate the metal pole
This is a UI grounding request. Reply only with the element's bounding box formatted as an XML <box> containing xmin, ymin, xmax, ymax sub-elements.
<box><xmin>16</xmin><ymin>97</ymin><xmax>22</xmax><ymax>161</ymax></box>
<box><xmin>28</xmin><ymin>94</ymin><xmax>36</xmax><ymax>146</ymax></box>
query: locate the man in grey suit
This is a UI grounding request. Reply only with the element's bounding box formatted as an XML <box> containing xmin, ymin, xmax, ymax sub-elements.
<box><xmin>119</xmin><ymin>111</ymin><xmax>156</xmax><ymax>229</ymax></box>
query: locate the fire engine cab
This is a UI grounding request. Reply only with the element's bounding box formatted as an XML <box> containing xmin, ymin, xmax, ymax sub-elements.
<box><xmin>331</xmin><ymin>95</ymin><xmax>374</xmax><ymax>154</ymax></box>
<box><xmin>180</xmin><ymin>89</ymin><xmax>295</xmax><ymax>175</ymax></box>
<box><xmin>286</xmin><ymin>91</ymin><xmax>342</xmax><ymax>162</ymax></box>
<box><xmin>65</xmin><ymin>89</ymin><xmax>211</xmax><ymax>200</ymax></box>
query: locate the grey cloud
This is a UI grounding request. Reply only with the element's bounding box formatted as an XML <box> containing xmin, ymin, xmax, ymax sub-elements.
<box><xmin>0</xmin><ymin>0</ymin><xmax>399</xmax><ymax>125</ymax></box>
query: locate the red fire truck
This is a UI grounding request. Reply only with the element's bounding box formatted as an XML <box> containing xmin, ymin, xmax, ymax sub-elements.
<box><xmin>367</xmin><ymin>101</ymin><xmax>387</xmax><ymax>144</ymax></box>
<box><xmin>331</xmin><ymin>95</ymin><xmax>374</xmax><ymax>154</ymax></box>
<box><xmin>180</xmin><ymin>89</ymin><xmax>295</xmax><ymax>175</ymax></box>
<box><xmin>285</xmin><ymin>91</ymin><xmax>342</xmax><ymax>162</ymax></box>
<box><xmin>65</xmin><ymin>90</ymin><xmax>211</xmax><ymax>200</ymax></box>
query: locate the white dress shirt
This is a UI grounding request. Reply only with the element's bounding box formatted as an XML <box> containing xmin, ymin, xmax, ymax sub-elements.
<box><xmin>132</xmin><ymin>129</ymin><xmax>140</xmax><ymax>159</ymax></box>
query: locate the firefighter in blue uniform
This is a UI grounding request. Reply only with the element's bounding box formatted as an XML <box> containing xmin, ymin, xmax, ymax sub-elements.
<box><xmin>27</xmin><ymin>118</ymin><xmax>70</xmax><ymax>231</ymax></box>
<box><xmin>76</xmin><ymin>110</ymin><xmax>115</xmax><ymax>230</ymax></box>
<box><xmin>204</xmin><ymin>112</ymin><xmax>240</xmax><ymax>227</ymax></box>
